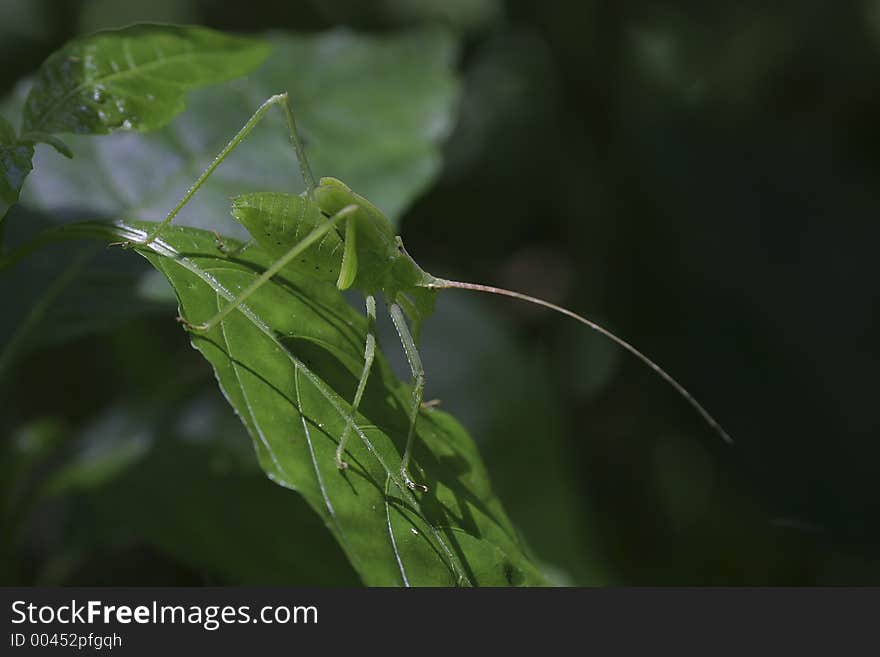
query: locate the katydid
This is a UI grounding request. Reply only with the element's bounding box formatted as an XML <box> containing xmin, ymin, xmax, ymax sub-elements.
<box><xmin>130</xmin><ymin>92</ymin><xmax>731</xmax><ymax>493</ymax></box>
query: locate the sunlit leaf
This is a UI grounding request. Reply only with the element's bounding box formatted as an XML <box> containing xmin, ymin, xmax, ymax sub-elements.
<box><xmin>21</xmin><ymin>24</ymin><xmax>269</xmax><ymax>135</ymax></box>
<box><xmin>126</xmin><ymin>220</ymin><xmax>544</xmax><ymax>587</ymax></box>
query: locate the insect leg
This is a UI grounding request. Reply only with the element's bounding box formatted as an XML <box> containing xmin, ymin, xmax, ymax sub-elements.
<box><xmin>179</xmin><ymin>205</ymin><xmax>358</xmax><ymax>332</ymax></box>
<box><xmin>139</xmin><ymin>92</ymin><xmax>315</xmax><ymax>247</ymax></box>
<box><xmin>212</xmin><ymin>231</ymin><xmax>254</xmax><ymax>257</ymax></box>
<box><xmin>387</xmin><ymin>302</ymin><xmax>428</xmax><ymax>493</ymax></box>
<box><xmin>335</xmin><ymin>294</ymin><xmax>377</xmax><ymax>469</ymax></box>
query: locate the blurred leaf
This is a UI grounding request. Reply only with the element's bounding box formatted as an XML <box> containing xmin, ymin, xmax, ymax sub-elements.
<box><xmin>2</xmin><ymin>393</ymin><xmax>360</xmax><ymax>585</ymax></box>
<box><xmin>40</xmin><ymin>409</ymin><xmax>153</xmax><ymax>497</ymax></box>
<box><xmin>77</xmin><ymin>0</ymin><xmax>200</xmax><ymax>35</ymax></box>
<box><xmin>0</xmin><ymin>217</ymin><xmax>174</xmax><ymax>380</ymax></box>
<box><xmin>21</xmin><ymin>24</ymin><xmax>269</xmax><ymax>135</ymax></box>
<box><xmin>381</xmin><ymin>0</ymin><xmax>502</xmax><ymax>32</ymax></box>
<box><xmin>311</xmin><ymin>0</ymin><xmax>503</xmax><ymax>34</ymax></box>
<box><xmin>0</xmin><ymin>115</ymin><xmax>34</xmax><ymax>221</ymax></box>
<box><xmin>122</xmin><ymin>220</ymin><xmax>543</xmax><ymax>587</ymax></box>
<box><xmin>0</xmin><ymin>243</ymin><xmax>93</xmax><ymax>381</ymax></box>
<box><xmin>19</xmin><ymin>28</ymin><xmax>459</xmax><ymax>231</ymax></box>
<box><xmin>1</xmin><ymin>417</ymin><xmax>70</xmax><ymax>519</ymax></box>
<box><xmin>97</xmin><ymin>435</ymin><xmax>360</xmax><ymax>586</ymax></box>
<box><xmin>18</xmin><ymin>389</ymin><xmax>360</xmax><ymax>585</ymax></box>
<box><xmin>0</xmin><ymin>0</ymin><xmax>51</xmax><ymax>42</ymax></box>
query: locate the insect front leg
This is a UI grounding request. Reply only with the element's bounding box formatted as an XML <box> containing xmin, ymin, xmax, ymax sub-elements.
<box><xmin>388</xmin><ymin>302</ymin><xmax>428</xmax><ymax>493</ymax></box>
<box><xmin>335</xmin><ymin>294</ymin><xmax>377</xmax><ymax>470</ymax></box>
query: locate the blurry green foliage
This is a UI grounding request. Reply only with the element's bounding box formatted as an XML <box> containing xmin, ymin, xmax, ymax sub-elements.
<box><xmin>2</xmin><ymin>0</ymin><xmax>880</xmax><ymax>586</ymax></box>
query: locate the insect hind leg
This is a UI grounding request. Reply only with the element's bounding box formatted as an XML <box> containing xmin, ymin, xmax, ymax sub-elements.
<box><xmin>136</xmin><ymin>92</ymin><xmax>316</xmax><ymax>248</ymax></box>
<box><xmin>388</xmin><ymin>302</ymin><xmax>428</xmax><ymax>493</ymax></box>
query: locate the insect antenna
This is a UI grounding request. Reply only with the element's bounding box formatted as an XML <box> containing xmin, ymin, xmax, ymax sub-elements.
<box><xmin>427</xmin><ymin>278</ymin><xmax>733</xmax><ymax>445</ymax></box>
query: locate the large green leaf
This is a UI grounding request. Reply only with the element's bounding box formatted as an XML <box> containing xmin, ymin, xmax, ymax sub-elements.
<box><xmin>119</xmin><ymin>220</ymin><xmax>543</xmax><ymax>587</ymax></box>
<box><xmin>19</xmin><ymin>28</ymin><xmax>459</xmax><ymax>229</ymax></box>
<box><xmin>1</xmin><ymin>25</ymin><xmax>267</xmax><ymax>227</ymax></box>
<box><xmin>21</xmin><ymin>24</ymin><xmax>269</xmax><ymax>135</ymax></box>
<box><xmin>0</xmin><ymin>115</ymin><xmax>34</xmax><ymax>221</ymax></box>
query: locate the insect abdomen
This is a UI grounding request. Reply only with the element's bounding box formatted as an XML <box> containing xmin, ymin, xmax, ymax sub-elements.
<box><xmin>231</xmin><ymin>192</ymin><xmax>343</xmax><ymax>282</ymax></box>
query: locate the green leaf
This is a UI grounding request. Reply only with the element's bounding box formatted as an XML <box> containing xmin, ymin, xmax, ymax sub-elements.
<box><xmin>19</xmin><ymin>132</ymin><xmax>73</xmax><ymax>159</ymax></box>
<box><xmin>126</xmin><ymin>220</ymin><xmax>544</xmax><ymax>587</ymax></box>
<box><xmin>0</xmin><ymin>115</ymin><xmax>34</xmax><ymax>221</ymax></box>
<box><xmin>19</xmin><ymin>28</ymin><xmax>459</xmax><ymax>228</ymax></box>
<box><xmin>22</xmin><ymin>24</ymin><xmax>269</xmax><ymax>135</ymax></box>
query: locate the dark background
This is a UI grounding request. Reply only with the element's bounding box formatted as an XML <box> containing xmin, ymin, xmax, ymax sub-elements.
<box><xmin>2</xmin><ymin>0</ymin><xmax>879</xmax><ymax>585</ymax></box>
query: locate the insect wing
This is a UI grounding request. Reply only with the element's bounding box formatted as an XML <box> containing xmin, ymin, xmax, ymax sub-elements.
<box><xmin>231</xmin><ymin>192</ymin><xmax>344</xmax><ymax>282</ymax></box>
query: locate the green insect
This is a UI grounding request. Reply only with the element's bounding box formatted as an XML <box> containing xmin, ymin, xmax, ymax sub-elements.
<box><xmin>132</xmin><ymin>92</ymin><xmax>731</xmax><ymax>493</ymax></box>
